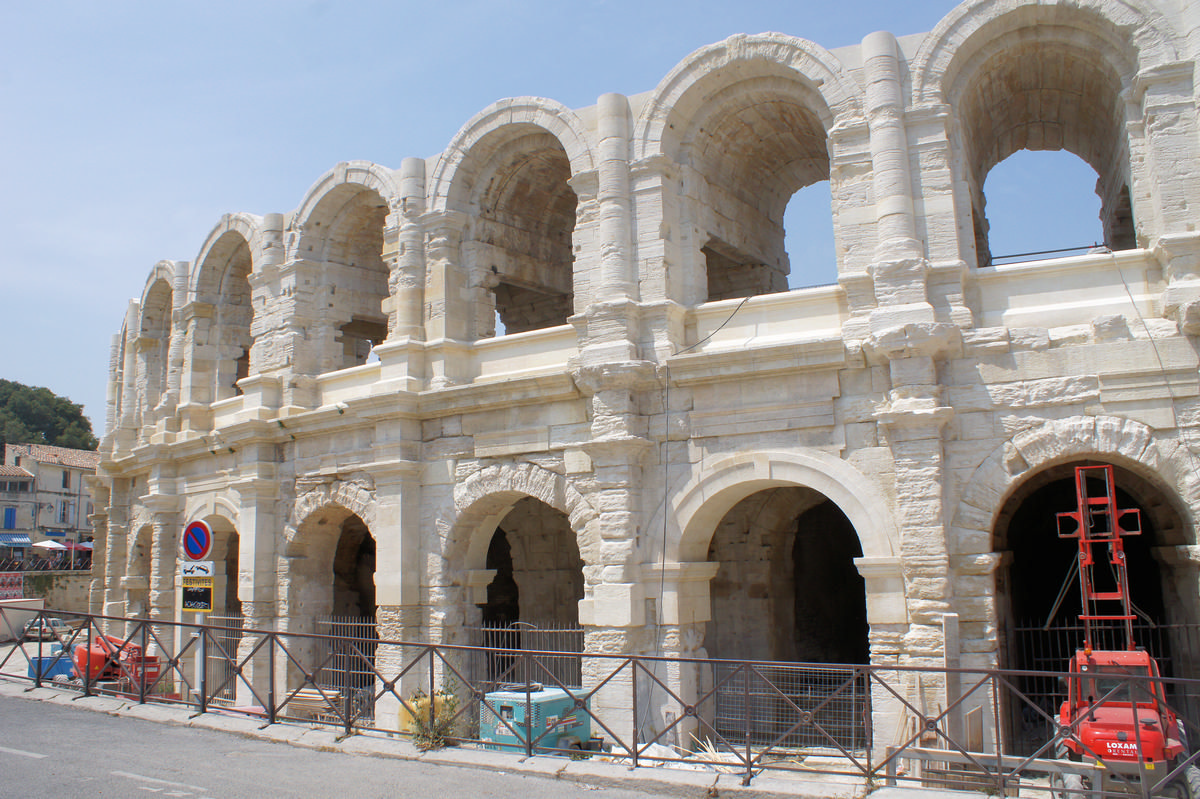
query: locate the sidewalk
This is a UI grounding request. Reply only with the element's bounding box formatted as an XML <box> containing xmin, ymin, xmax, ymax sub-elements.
<box><xmin>0</xmin><ymin>678</ymin><xmax>987</xmax><ymax>799</ymax></box>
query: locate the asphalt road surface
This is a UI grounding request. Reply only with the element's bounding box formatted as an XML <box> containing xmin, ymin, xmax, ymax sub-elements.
<box><xmin>0</xmin><ymin>694</ymin><xmax>673</xmax><ymax>799</ymax></box>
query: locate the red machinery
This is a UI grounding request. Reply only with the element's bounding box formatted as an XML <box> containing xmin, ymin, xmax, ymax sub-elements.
<box><xmin>73</xmin><ymin>633</ymin><xmax>162</xmax><ymax>687</ymax></box>
<box><xmin>1053</xmin><ymin>465</ymin><xmax>1197</xmax><ymax>797</ymax></box>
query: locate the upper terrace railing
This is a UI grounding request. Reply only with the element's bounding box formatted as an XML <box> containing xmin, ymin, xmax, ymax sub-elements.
<box><xmin>2</xmin><ymin>606</ymin><xmax>1197</xmax><ymax>796</ymax></box>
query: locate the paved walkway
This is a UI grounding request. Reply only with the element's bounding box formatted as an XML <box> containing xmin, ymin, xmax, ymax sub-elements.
<box><xmin>0</xmin><ymin>678</ymin><xmax>989</xmax><ymax>799</ymax></box>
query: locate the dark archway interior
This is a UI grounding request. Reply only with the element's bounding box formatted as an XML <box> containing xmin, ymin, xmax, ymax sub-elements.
<box><xmin>1001</xmin><ymin>478</ymin><xmax>1166</xmax><ymax>633</ymax></box>
<box><xmin>706</xmin><ymin>490</ymin><xmax>868</xmax><ymax>665</ymax></box>
<box><xmin>332</xmin><ymin>515</ymin><xmax>376</xmax><ymax>618</ymax></box>
<box><xmin>224</xmin><ymin>530</ymin><xmax>241</xmax><ymax>617</ymax></box>
<box><xmin>483</xmin><ymin>527</ymin><xmax>520</xmax><ymax>625</ymax></box>
<box><xmin>793</xmin><ymin>501</ymin><xmax>869</xmax><ymax>665</ymax></box>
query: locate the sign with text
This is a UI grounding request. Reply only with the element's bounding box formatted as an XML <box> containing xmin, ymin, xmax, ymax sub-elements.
<box><xmin>181</xmin><ymin>575</ymin><xmax>214</xmax><ymax>613</ymax></box>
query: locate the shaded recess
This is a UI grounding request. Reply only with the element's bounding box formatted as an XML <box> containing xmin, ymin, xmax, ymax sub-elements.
<box><xmin>195</xmin><ymin>232</ymin><xmax>253</xmax><ymax>401</ymax></box>
<box><xmin>678</xmin><ymin>80</ymin><xmax>832</xmax><ymax>300</ymax></box>
<box><xmin>469</xmin><ymin>131</ymin><xmax>576</xmax><ymax>336</ymax></box>
<box><xmin>705</xmin><ymin>488</ymin><xmax>867</xmax><ymax>664</ymax></box>
<box><xmin>306</xmin><ymin>185</ymin><xmax>390</xmax><ymax>370</ymax></box>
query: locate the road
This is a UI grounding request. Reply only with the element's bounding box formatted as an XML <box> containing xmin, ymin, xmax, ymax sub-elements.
<box><xmin>0</xmin><ymin>694</ymin><xmax>673</xmax><ymax>799</ymax></box>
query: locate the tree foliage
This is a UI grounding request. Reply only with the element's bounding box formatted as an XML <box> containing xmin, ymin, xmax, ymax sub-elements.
<box><xmin>0</xmin><ymin>379</ymin><xmax>98</xmax><ymax>453</ymax></box>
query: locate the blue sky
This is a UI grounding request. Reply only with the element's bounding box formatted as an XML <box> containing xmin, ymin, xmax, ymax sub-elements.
<box><xmin>0</xmin><ymin>1</ymin><xmax>1103</xmax><ymax>436</ymax></box>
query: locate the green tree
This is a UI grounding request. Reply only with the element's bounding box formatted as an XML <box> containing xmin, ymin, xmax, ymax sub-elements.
<box><xmin>0</xmin><ymin>379</ymin><xmax>98</xmax><ymax>453</ymax></box>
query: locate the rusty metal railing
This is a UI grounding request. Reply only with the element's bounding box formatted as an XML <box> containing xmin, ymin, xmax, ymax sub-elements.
<box><xmin>2</xmin><ymin>606</ymin><xmax>1198</xmax><ymax>796</ymax></box>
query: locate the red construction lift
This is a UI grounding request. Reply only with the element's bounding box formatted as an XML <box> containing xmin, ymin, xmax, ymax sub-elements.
<box><xmin>1052</xmin><ymin>465</ymin><xmax>1197</xmax><ymax>797</ymax></box>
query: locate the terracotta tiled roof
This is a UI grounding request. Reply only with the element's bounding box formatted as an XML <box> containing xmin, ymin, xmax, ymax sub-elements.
<box><xmin>0</xmin><ymin>465</ymin><xmax>34</xmax><ymax>478</ymax></box>
<box><xmin>6</xmin><ymin>443</ymin><xmax>100</xmax><ymax>470</ymax></box>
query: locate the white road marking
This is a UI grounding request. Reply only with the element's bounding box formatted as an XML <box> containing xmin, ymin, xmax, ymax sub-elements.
<box><xmin>111</xmin><ymin>771</ymin><xmax>209</xmax><ymax>793</ymax></box>
<box><xmin>0</xmin><ymin>745</ymin><xmax>48</xmax><ymax>759</ymax></box>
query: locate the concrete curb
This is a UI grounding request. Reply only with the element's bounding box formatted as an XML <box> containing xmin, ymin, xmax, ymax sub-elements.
<box><xmin>0</xmin><ymin>678</ymin><xmax>985</xmax><ymax>798</ymax></box>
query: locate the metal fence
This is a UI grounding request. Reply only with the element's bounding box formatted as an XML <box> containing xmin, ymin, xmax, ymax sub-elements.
<box><xmin>3</xmin><ymin>606</ymin><xmax>1199</xmax><ymax>797</ymax></box>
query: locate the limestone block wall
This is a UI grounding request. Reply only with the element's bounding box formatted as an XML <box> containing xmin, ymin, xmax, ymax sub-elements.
<box><xmin>92</xmin><ymin>0</ymin><xmax>1200</xmax><ymax>744</ymax></box>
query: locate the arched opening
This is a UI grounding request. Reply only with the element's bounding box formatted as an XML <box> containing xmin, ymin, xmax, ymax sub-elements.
<box><xmin>953</xmin><ymin>26</ymin><xmax>1135</xmax><ymax>267</ymax></box>
<box><xmin>197</xmin><ymin>234</ymin><xmax>254</xmax><ymax>402</ymax></box>
<box><xmin>705</xmin><ymin>487</ymin><xmax>868</xmax><ymax>748</ymax></box>
<box><xmin>784</xmin><ymin>180</ymin><xmax>837</xmax><ymax>289</ymax></box>
<box><xmin>286</xmin><ymin>506</ymin><xmax>378</xmax><ymax>714</ymax></box>
<box><xmin>995</xmin><ymin>462</ymin><xmax>1197</xmax><ymax>753</ymax></box>
<box><xmin>680</xmin><ymin>81</ymin><xmax>832</xmax><ymax>301</ymax></box>
<box><xmin>138</xmin><ymin>279</ymin><xmax>173</xmax><ymax>430</ymax></box>
<box><xmin>204</xmin><ymin>520</ymin><xmax>242</xmax><ymax>702</ymax></box>
<box><xmin>468</xmin><ymin>131</ymin><xmax>576</xmax><ymax>338</ymax></box>
<box><xmin>983</xmin><ymin>151</ymin><xmax>1107</xmax><ymax>264</ymax></box>
<box><xmin>476</xmin><ymin>497</ymin><xmax>583</xmax><ymax>687</ymax></box>
<box><xmin>304</xmin><ymin>186</ymin><xmax>389</xmax><ymax>372</ymax></box>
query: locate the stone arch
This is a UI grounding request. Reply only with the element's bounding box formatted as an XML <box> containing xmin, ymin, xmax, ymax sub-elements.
<box><xmin>912</xmin><ymin>0</ymin><xmax>1180</xmax><ymax>106</ymax></box>
<box><xmin>912</xmin><ymin>0</ymin><xmax>1182</xmax><ymax>265</ymax></box>
<box><xmin>291</xmin><ymin>161</ymin><xmax>401</xmax><ymax>255</ymax></box>
<box><xmin>427</xmin><ymin>97</ymin><xmax>596</xmax><ymax>214</ymax></box>
<box><xmin>439</xmin><ymin>462</ymin><xmax>600</xmax><ymax>575</ymax></box>
<box><xmin>632</xmin><ymin>32</ymin><xmax>862</xmax><ymax>162</ymax></box>
<box><xmin>135</xmin><ymin>262</ymin><xmax>181</xmax><ymax>429</ymax></box>
<box><xmin>289</xmin><ymin>163</ymin><xmax>397</xmax><ymax>372</ymax></box>
<box><xmin>658</xmin><ymin>450</ymin><xmax>899</xmax><ymax>565</ymax></box>
<box><xmin>187</xmin><ymin>216</ymin><xmax>261</xmax><ymax>405</ymax></box>
<box><xmin>633</xmin><ymin>34</ymin><xmax>862</xmax><ymax>302</ymax></box>
<box><xmin>190</xmin><ymin>213</ymin><xmax>264</xmax><ymax>294</ymax></box>
<box><xmin>951</xmin><ymin>415</ymin><xmax>1200</xmax><ymax>555</ymax></box>
<box><xmin>285</xmin><ymin>475</ymin><xmax>377</xmax><ymax>551</ymax></box>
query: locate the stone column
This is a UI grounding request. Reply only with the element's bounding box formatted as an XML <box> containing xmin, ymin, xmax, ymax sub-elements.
<box><xmin>230</xmin><ymin>475</ymin><xmax>282</xmax><ymax>707</ymax></box>
<box><xmin>422</xmin><ymin>210</ymin><xmax>470</xmax><ymax>387</ymax></box>
<box><xmin>638</xmin><ymin>561</ymin><xmax>719</xmax><ymax>749</ymax></box>
<box><xmin>101</xmin><ymin>479</ymin><xmax>131</xmax><ymax>624</ymax></box>
<box><xmin>143</xmin><ymin>494</ymin><xmax>182</xmax><ymax>656</ymax></box>
<box><xmin>114</xmin><ymin>302</ymin><xmax>141</xmax><ymax>455</ymax></box>
<box><xmin>384</xmin><ymin>157</ymin><xmax>427</xmax><ymax>341</ymax></box>
<box><xmin>85</xmin><ymin>476</ymin><xmax>110</xmax><ymax>618</ymax></box>
<box><xmin>370</xmin><ymin>458</ymin><xmax>423</xmax><ymax>730</ymax></box>
<box><xmin>572</xmin><ymin>362</ymin><xmax>656</xmax><ymax>745</ymax></box>
<box><xmin>597</xmin><ymin>93</ymin><xmax>635</xmax><ymax>302</ymax></box>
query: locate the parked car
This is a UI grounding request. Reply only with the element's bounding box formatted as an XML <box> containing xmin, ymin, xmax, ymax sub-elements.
<box><xmin>22</xmin><ymin>617</ymin><xmax>69</xmax><ymax>641</ymax></box>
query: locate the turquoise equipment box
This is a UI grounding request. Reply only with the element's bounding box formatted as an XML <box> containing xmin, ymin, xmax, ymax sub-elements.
<box><xmin>480</xmin><ymin>686</ymin><xmax>590</xmax><ymax>752</ymax></box>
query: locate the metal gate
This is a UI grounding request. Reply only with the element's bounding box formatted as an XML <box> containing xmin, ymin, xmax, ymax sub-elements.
<box><xmin>205</xmin><ymin>615</ymin><xmax>243</xmax><ymax>703</ymax></box>
<box><xmin>314</xmin><ymin>615</ymin><xmax>379</xmax><ymax>721</ymax></box>
<box><xmin>466</xmin><ymin>621</ymin><xmax>584</xmax><ymax>690</ymax></box>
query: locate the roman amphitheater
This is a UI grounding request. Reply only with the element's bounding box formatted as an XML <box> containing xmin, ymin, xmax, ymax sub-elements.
<box><xmin>92</xmin><ymin>0</ymin><xmax>1200</xmax><ymax>746</ymax></box>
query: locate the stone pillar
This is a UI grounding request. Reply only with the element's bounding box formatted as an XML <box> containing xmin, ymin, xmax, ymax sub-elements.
<box><xmin>144</xmin><ymin>495</ymin><xmax>182</xmax><ymax>656</ymax></box>
<box><xmin>230</xmin><ymin>476</ymin><xmax>282</xmax><ymax>706</ymax></box>
<box><xmin>85</xmin><ymin>476</ymin><xmax>110</xmax><ymax>618</ymax></box>
<box><xmin>638</xmin><ymin>561</ymin><xmax>718</xmax><ymax>748</ymax></box>
<box><xmin>572</xmin><ymin>361</ymin><xmax>656</xmax><ymax>744</ymax></box>
<box><xmin>422</xmin><ymin>210</ymin><xmax>470</xmax><ymax>387</ymax></box>
<box><xmin>101</xmin><ymin>480</ymin><xmax>131</xmax><ymax>624</ymax></box>
<box><xmin>114</xmin><ymin>302</ymin><xmax>141</xmax><ymax>455</ymax></box>
<box><xmin>370</xmin><ymin>459</ymin><xmax>423</xmax><ymax>729</ymax></box>
<box><xmin>247</xmin><ymin>213</ymin><xmax>285</xmax><ymax>376</ymax></box>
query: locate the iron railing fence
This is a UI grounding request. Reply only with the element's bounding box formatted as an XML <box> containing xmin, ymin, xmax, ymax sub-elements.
<box><xmin>1009</xmin><ymin>621</ymin><xmax>1200</xmax><ymax>757</ymax></box>
<box><xmin>3</xmin><ymin>606</ymin><xmax>1199</xmax><ymax>797</ymax></box>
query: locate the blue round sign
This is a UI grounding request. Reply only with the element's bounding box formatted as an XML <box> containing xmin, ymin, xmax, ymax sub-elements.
<box><xmin>183</xmin><ymin>520</ymin><xmax>213</xmax><ymax>560</ymax></box>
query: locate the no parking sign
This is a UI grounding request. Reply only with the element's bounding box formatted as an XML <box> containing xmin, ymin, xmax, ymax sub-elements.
<box><xmin>183</xmin><ymin>520</ymin><xmax>213</xmax><ymax>561</ymax></box>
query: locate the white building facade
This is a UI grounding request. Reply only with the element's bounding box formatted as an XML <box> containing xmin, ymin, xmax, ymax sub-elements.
<box><xmin>94</xmin><ymin>0</ymin><xmax>1200</xmax><ymax>740</ymax></box>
